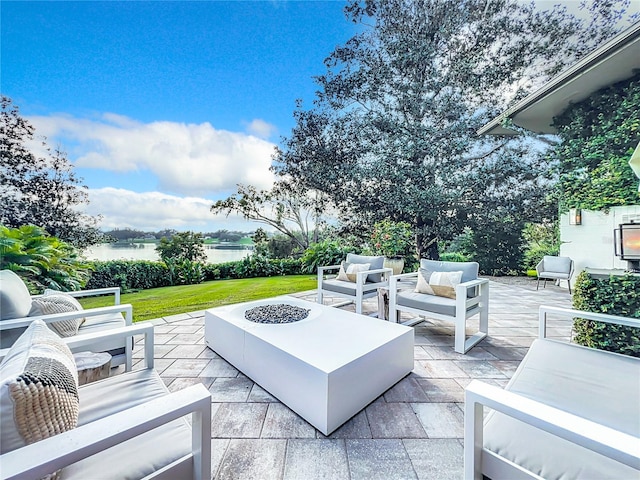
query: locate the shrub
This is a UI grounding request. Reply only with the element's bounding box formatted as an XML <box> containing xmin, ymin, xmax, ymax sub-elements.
<box><xmin>521</xmin><ymin>222</ymin><xmax>560</xmax><ymax>271</ymax></box>
<box><xmin>86</xmin><ymin>260</ymin><xmax>170</xmax><ymax>291</ymax></box>
<box><xmin>0</xmin><ymin>224</ymin><xmax>90</xmax><ymax>293</ymax></box>
<box><xmin>572</xmin><ymin>270</ymin><xmax>640</xmax><ymax>357</ymax></box>
<box><xmin>202</xmin><ymin>257</ymin><xmax>303</xmax><ymax>280</ymax></box>
<box><xmin>300</xmin><ymin>239</ymin><xmax>357</xmax><ymax>274</ymax></box>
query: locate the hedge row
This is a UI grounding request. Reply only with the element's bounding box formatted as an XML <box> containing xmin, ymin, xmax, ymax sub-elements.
<box><xmin>86</xmin><ymin>257</ymin><xmax>305</xmax><ymax>291</ymax></box>
<box><xmin>572</xmin><ymin>270</ymin><xmax>640</xmax><ymax>357</ymax></box>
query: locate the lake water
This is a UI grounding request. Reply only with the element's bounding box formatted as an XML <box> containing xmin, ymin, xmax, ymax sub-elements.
<box><xmin>84</xmin><ymin>243</ymin><xmax>250</xmax><ymax>264</ymax></box>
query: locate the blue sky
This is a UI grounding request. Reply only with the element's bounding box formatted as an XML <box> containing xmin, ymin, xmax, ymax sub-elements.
<box><xmin>2</xmin><ymin>1</ymin><xmax>357</xmax><ymax>232</ymax></box>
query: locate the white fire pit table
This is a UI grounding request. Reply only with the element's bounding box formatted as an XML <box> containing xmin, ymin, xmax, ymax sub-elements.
<box><xmin>204</xmin><ymin>296</ymin><xmax>414</xmax><ymax>435</ymax></box>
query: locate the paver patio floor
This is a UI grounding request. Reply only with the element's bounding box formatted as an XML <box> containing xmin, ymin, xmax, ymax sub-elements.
<box><xmin>133</xmin><ymin>279</ymin><xmax>572</xmax><ymax>479</ymax></box>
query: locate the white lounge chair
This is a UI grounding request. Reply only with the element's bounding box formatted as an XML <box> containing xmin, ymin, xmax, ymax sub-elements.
<box><xmin>0</xmin><ymin>320</ymin><xmax>212</xmax><ymax>480</ymax></box>
<box><xmin>389</xmin><ymin>260</ymin><xmax>489</xmax><ymax>354</ymax></box>
<box><xmin>464</xmin><ymin>306</ymin><xmax>640</xmax><ymax>479</ymax></box>
<box><xmin>0</xmin><ymin>270</ymin><xmax>134</xmax><ymax>369</ymax></box>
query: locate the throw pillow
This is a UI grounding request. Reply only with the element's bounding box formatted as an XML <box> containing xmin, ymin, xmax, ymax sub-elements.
<box><xmin>337</xmin><ymin>261</ymin><xmax>371</xmax><ymax>282</ymax></box>
<box><xmin>429</xmin><ymin>271</ymin><xmax>463</xmax><ymax>299</ymax></box>
<box><xmin>0</xmin><ymin>319</ymin><xmax>79</xmax><ymax>466</ymax></box>
<box><xmin>414</xmin><ymin>269</ymin><xmax>435</xmax><ymax>295</ymax></box>
<box><xmin>29</xmin><ymin>291</ymin><xmax>85</xmax><ymax>337</ymax></box>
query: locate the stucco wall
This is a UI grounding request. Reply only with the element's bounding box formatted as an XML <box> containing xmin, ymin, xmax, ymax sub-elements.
<box><xmin>560</xmin><ymin>205</ymin><xmax>640</xmax><ymax>287</ymax></box>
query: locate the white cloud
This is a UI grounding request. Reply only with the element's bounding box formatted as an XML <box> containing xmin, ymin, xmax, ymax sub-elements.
<box><xmin>84</xmin><ymin>187</ymin><xmax>261</xmax><ymax>232</ymax></box>
<box><xmin>245</xmin><ymin>118</ymin><xmax>278</xmax><ymax>139</ymax></box>
<box><xmin>28</xmin><ymin>113</ymin><xmax>276</xmax><ymax>196</ymax></box>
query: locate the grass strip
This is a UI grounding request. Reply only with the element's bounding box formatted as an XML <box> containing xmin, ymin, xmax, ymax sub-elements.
<box><xmin>78</xmin><ymin>275</ymin><xmax>317</xmax><ymax>322</ymax></box>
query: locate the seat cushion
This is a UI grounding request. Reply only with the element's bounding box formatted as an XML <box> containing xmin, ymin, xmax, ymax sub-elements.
<box><xmin>484</xmin><ymin>339</ymin><xmax>640</xmax><ymax>479</ymax></box>
<box><xmin>397</xmin><ymin>290</ymin><xmax>457</xmax><ymax>317</ymax></box>
<box><xmin>538</xmin><ymin>270</ymin><xmax>570</xmax><ymax>280</ymax></box>
<box><xmin>346</xmin><ymin>254</ymin><xmax>385</xmax><ymax>283</ymax></box>
<box><xmin>0</xmin><ymin>270</ymin><xmax>32</xmax><ymax>320</ymax></box>
<box><xmin>322</xmin><ymin>279</ymin><xmax>380</xmax><ymax>297</ymax></box>
<box><xmin>77</xmin><ymin>313</ymin><xmax>127</xmax><ymax>353</ymax></box>
<box><xmin>61</xmin><ymin>369</ymin><xmax>193</xmax><ymax>480</ymax></box>
<box><xmin>0</xmin><ymin>319</ymin><xmax>79</xmax><ymax>454</ymax></box>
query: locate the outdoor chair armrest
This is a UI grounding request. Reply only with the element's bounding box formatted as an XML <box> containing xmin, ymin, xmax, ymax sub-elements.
<box><xmin>539</xmin><ymin>306</ymin><xmax>640</xmax><ymax>339</ymax></box>
<box><xmin>352</xmin><ymin>267</ymin><xmax>393</xmax><ymax>284</ymax></box>
<box><xmin>63</xmin><ymin>322</ymin><xmax>154</xmax><ymax>368</ymax></box>
<box><xmin>464</xmin><ymin>380</ymin><xmax>640</xmax><ymax>480</ymax></box>
<box><xmin>455</xmin><ymin>278</ymin><xmax>489</xmax><ymax>298</ymax></box>
<box><xmin>389</xmin><ymin>272</ymin><xmax>418</xmax><ymax>290</ymax></box>
<box><xmin>0</xmin><ymin>304</ymin><xmax>133</xmax><ymax>331</ymax></box>
<box><xmin>0</xmin><ymin>384</ymin><xmax>212</xmax><ymax>480</ymax></box>
<box><xmin>32</xmin><ymin>287</ymin><xmax>121</xmax><ymax>304</ymax></box>
<box><xmin>318</xmin><ymin>265</ymin><xmax>341</xmax><ymax>276</ymax></box>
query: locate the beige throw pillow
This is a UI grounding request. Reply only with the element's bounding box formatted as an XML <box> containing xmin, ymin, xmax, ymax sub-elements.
<box><xmin>0</xmin><ymin>319</ymin><xmax>79</xmax><ymax>480</ymax></box>
<box><xmin>29</xmin><ymin>291</ymin><xmax>85</xmax><ymax>337</ymax></box>
<box><xmin>337</xmin><ymin>261</ymin><xmax>370</xmax><ymax>283</ymax></box>
<box><xmin>415</xmin><ymin>270</ymin><xmax>463</xmax><ymax>299</ymax></box>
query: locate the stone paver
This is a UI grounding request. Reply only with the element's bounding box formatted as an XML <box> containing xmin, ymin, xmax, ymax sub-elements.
<box><xmin>131</xmin><ymin>279</ymin><xmax>571</xmax><ymax>479</ymax></box>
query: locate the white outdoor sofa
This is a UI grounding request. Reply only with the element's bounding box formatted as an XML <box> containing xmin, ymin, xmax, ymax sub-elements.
<box><xmin>464</xmin><ymin>306</ymin><xmax>640</xmax><ymax>479</ymax></box>
<box><xmin>0</xmin><ymin>270</ymin><xmax>134</xmax><ymax>369</ymax></box>
<box><xmin>0</xmin><ymin>320</ymin><xmax>212</xmax><ymax>480</ymax></box>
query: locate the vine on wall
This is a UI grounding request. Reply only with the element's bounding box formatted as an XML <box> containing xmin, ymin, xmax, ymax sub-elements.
<box><xmin>552</xmin><ymin>73</ymin><xmax>640</xmax><ymax>211</ymax></box>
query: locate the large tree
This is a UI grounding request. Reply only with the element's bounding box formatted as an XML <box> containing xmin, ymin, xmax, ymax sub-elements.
<box><xmin>272</xmin><ymin>0</ymin><xmax>631</xmax><ymax>259</ymax></box>
<box><xmin>0</xmin><ymin>96</ymin><xmax>102</xmax><ymax>249</ymax></box>
<box><xmin>211</xmin><ymin>178</ymin><xmax>329</xmax><ymax>251</ymax></box>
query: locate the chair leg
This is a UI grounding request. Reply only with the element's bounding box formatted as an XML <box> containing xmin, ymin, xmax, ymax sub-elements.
<box><xmin>454</xmin><ymin>316</ymin><xmax>466</xmax><ymax>354</ymax></box>
<box><xmin>567</xmin><ymin>280</ymin><xmax>572</xmax><ymax>295</ymax></box>
<box><xmin>536</xmin><ymin>278</ymin><xmax>540</xmax><ymax>290</ymax></box>
<box><xmin>543</xmin><ymin>278</ymin><xmax>547</xmax><ymax>289</ymax></box>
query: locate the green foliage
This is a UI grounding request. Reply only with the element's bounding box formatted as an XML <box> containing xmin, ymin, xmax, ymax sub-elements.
<box><xmin>0</xmin><ymin>224</ymin><xmax>91</xmax><ymax>293</ymax></box>
<box><xmin>1</xmin><ymin>97</ymin><xmax>103</xmax><ymax>249</ymax></box>
<box><xmin>521</xmin><ymin>222</ymin><xmax>560</xmax><ymax>271</ymax></box>
<box><xmin>155</xmin><ymin>231</ymin><xmax>206</xmax><ymax>285</ymax></box>
<box><xmin>203</xmin><ymin>257</ymin><xmax>303</xmax><ymax>280</ymax></box>
<box><xmin>440</xmin><ymin>252</ymin><xmax>470</xmax><ymax>263</ymax></box>
<box><xmin>369</xmin><ymin>220</ymin><xmax>414</xmax><ymax>258</ymax></box>
<box><xmin>273</xmin><ymin>0</ymin><xmax>623</xmax><ymax>259</ymax></box>
<box><xmin>85</xmin><ymin>260</ymin><xmax>170</xmax><ymax>291</ymax></box>
<box><xmin>552</xmin><ymin>74</ymin><xmax>640</xmax><ymax>211</ymax></box>
<box><xmin>300</xmin><ymin>239</ymin><xmax>358</xmax><ymax>274</ymax></box>
<box><xmin>572</xmin><ymin>270</ymin><xmax>640</xmax><ymax>357</ymax></box>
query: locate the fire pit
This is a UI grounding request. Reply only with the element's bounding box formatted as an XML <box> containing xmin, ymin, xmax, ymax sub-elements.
<box><xmin>244</xmin><ymin>304</ymin><xmax>310</xmax><ymax>324</ymax></box>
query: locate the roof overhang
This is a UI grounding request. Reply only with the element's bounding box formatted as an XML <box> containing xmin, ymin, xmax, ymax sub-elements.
<box><xmin>478</xmin><ymin>21</ymin><xmax>640</xmax><ymax>136</ymax></box>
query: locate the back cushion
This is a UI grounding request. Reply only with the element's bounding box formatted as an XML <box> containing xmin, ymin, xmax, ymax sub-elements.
<box><xmin>419</xmin><ymin>259</ymin><xmax>478</xmax><ymax>283</ymax></box>
<box><xmin>29</xmin><ymin>291</ymin><xmax>85</xmax><ymax>337</ymax></box>
<box><xmin>0</xmin><ymin>270</ymin><xmax>32</xmax><ymax>320</ymax></box>
<box><xmin>0</xmin><ymin>319</ymin><xmax>79</xmax><ymax>456</ymax></box>
<box><xmin>346</xmin><ymin>254</ymin><xmax>385</xmax><ymax>283</ymax></box>
<box><xmin>543</xmin><ymin>256</ymin><xmax>572</xmax><ymax>273</ymax></box>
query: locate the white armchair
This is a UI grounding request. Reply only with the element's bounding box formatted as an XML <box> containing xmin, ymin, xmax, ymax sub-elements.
<box><xmin>317</xmin><ymin>253</ymin><xmax>392</xmax><ymax>314</ymax></box>
<box><xmin>0</xmin><ymin>320</ymin><xmax>212</xmax><ymax>480</ymax></box>
<box><xmin>536</xmin><ymin>255</ymin><xmax>574</xmax><ymax>294</ymax></box>
<box><xmin>389</xmin><ymin>260</ymin><xmax>489</xmax><ymax>354</ymax></box>
<box><xmin>464</xmin><ymin>306</ymin><xmax>640</xmax><ymax>479</ymax></box>
<box><xmin>0</xmin><ymin>270</ymin><xmax>133</xmax><ymax>369</ymax></box>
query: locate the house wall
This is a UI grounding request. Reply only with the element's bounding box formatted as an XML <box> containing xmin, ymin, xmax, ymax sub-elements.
<box><xmin>560</xmin><ymin>205</ymin><xmax>640</xmax><ymax>287</ymax></box>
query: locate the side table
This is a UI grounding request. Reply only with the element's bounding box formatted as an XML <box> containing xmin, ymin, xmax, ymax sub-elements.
<box><xmin>73</xmin><ymin>351</ymin><xmax>112</xmax><ymax>385</ymax></box>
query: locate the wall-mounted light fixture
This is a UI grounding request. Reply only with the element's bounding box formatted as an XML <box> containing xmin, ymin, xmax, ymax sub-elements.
<box><xmin>569</xmin><ymin>208</ymin><xmax>582</xmax><ymax>225</ymax></box>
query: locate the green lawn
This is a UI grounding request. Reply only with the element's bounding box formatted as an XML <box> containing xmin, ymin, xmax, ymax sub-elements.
<box><xmin>78</xmin><ymin>275</ymin><xmax>317</xmax><ymax>322</ymax></box>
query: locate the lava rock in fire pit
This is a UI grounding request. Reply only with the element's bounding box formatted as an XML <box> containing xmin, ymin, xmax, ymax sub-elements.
<box><xmin>244</xmin><ymin>304</ymin><xmax>310</xmax><ymax>324</ymax></box>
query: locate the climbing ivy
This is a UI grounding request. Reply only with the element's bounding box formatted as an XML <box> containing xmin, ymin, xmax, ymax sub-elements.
<box><xmin>551</xmin><ymin>73</ymin><xmax>640</xmax><ymax>211</ymax></box>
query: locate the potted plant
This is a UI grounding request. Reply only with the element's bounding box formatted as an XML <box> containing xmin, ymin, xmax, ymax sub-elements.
<box><xmin>370</xmin><ymin>220</ymin><xmax>414</xmax><ymax>274</ymax></box>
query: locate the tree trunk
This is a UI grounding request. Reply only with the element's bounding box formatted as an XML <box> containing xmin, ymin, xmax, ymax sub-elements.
<box><xmin>415</xmin><ymin>217</ymin><xmax>440</xmax><ymax>260</ymax></box>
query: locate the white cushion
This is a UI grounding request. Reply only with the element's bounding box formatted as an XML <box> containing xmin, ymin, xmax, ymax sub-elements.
<box><xmin>0</xmin><ymin>319</ymin><xmax>79</xmax><ymax>454</ymax></box>
<box><xmin>0</xmin><ymin>270</ymin><xmax>32</xmax><ymax>320</ymax></box>
<box><xmin>29</xmin><ymin>291</ymin><xmax>85</xmax><ymax>337</ymax></box>
<box><xmin>337</xmin><ymin>261</ymin><xmax>371</xmax><ymax>282</ymax></box>
<box><xmin>415</xmin><ymin>269</ymin><xmax>463</xmax><ymax>299</ymax></box>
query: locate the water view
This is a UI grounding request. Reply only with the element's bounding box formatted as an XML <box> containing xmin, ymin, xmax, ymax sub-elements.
<box><xmin>84</xmin><ymin>243</ymin><xmax>250</xmax><ymax>264</ymax></box>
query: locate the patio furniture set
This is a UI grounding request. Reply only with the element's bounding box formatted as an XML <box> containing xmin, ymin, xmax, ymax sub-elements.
<box><xmin>1</xmin><ymin>263</ymin><xmax>638</xmax><ymax>479</ymax></box>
